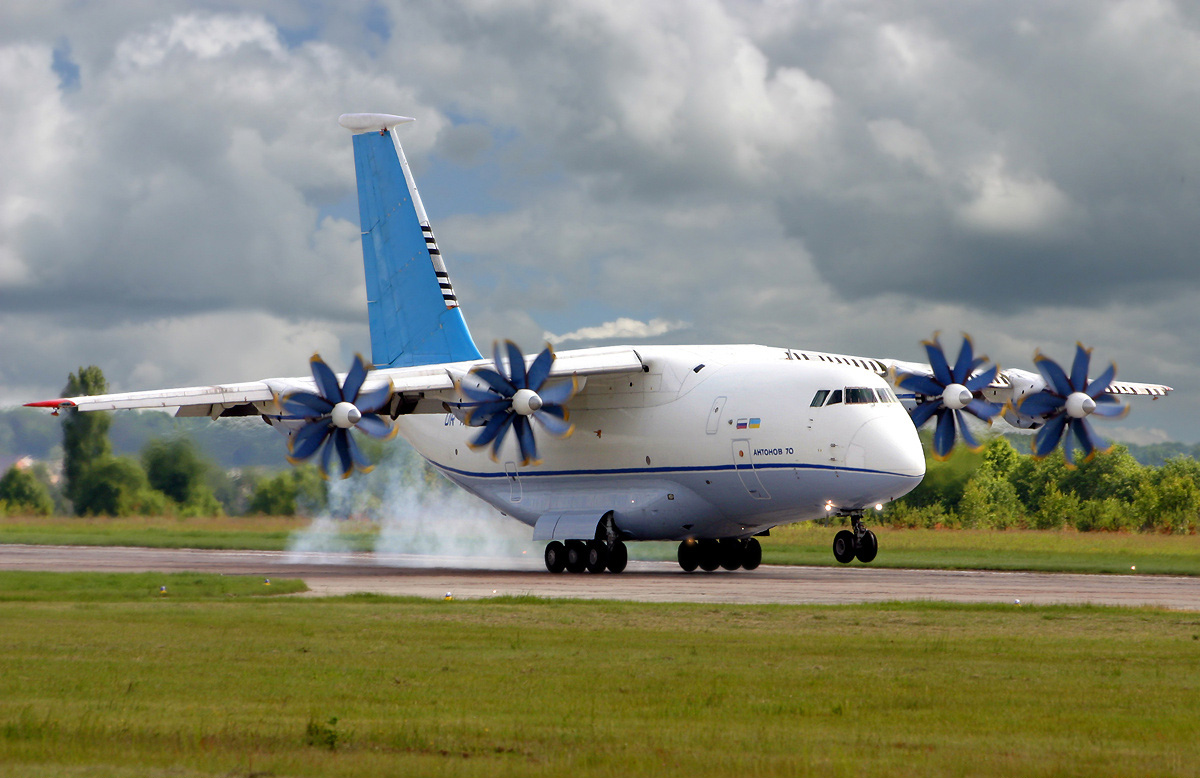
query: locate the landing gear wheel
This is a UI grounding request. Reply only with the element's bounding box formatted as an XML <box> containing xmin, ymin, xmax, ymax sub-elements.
<box><xmin>698</xmin><ymin>539</ymin><xmax>721</xmax><ymax>572</ymax></box>
<box><xmin>544</xmin><ymin>541</ymin><xmax>566</xmax><ymax>573</ymax></box>
<box><xmin>585</xmin><ymin>540</ymin><xmax>608</xmax><ymax>573</ymax></box>
<box><xmin>606</xmin><ymin>541</ymin><xmax>628</xmax><ymax>573</ymax></box>
<box><xmin>719</xmin><ymin>538</ymin><xmax>743</xmax><ymax>571</ymax></box>
<box><xmin>678</xmin><ymin>540</ymin><xmax>699</xmax><ymax>572</ymax></box>
<box><xmin>742</xmin><ymin>538</ymin><xmax>762</xmax><ymax>571</ymax></box>
<box><xmin>832</xmin><ymin>530</ymin><xmax>856</xmax><ymax>564</ymax></box>
<box><xmin>565</xmin><ymin>540</ymin><xmax>588</xmax><ymax>573</ymax></box>
<box><xmin>855</xmin><ymin>529</ymin><xmax>878</xmax><ymax>564</ymax></box>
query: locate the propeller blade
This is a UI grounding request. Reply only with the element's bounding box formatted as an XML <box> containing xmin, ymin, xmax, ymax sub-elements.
<box><xmin>460</xmin><ymin>382</ymin><xmax>503</xmax><ymax>404</ymax></box>
<box><xmin>1069</xmin><ymin>343</ymin><xmax>1092</xmax><ymax>393</ymax></box>
<box><xmin>506</xmin><ymin>341</ymin><xmax>528</xmax><ymax>390</ymax></box>
<box><xmin>537</xmin><ymin>377</ymin><xmax>577</xmax><ymax>406</ymax></box>
<box><xmin>462</xmin><ymin>399</ymin><xmax>513</xmax><ymax>425</ymax></box>
<box><xmin>320</xmin><ymin>433</ymin><xmax>337</xmax><ymax>477</ymax></box>
<box><xmin>1033</xmin><ymin>413</ymin><xmax>1069</xmax><ymax>458</ymax></box>
<box><xmin>472</xmin><ymin>366</ymin><xmax>516</xmax><ymax>397</ymax></box>
<box><xmin>951</xmin><ymin>335</ymin><xmax>975</xmax><ymax>385</ymax></box>
<box><xmin>1034</xmin><ymin>352</ymin><xmax>1074</xmax><ymax>398</ymax></box>
<box><xmin>1017</xmin><ymin>391</ymin><xmax>1067</xmax><ymax>418</ymax></box>
<box><xmin>1090</xmin><ymin>401</ymin><xmax>1129</xmax><ymax>419</ymax></box>
<box><xmin>1085</xmin><ymin>362</ymin><xmax>1117</xmax><ymax>400</ymax></box>
<box><xmin>333</xmin><ymin>429</ymin><xmax>354</xmax><ymax>479</ymax></box>
<box><xmin>288</xmin><ymin>421</ymin><xmax>331</xmax><ymax>461</ymax></box>
<box><xmin>282</xmin><ymin>398</ymin><xmax>332</xmax><ymax>419</ymax></box>
<box><xmin>533</xmin><ymin>409</ymin><xmax>574</xmax><ymax>437</ymax></box>
<box><xmin>342</xmin><ymin>354</ymin><xmax>369</xmax><ymax>404</ymax></box>
<box><xmin>354</xmin><ymin>382</ymin><xmax>393</xmax><ymax>414</ymax></box>
<box><xmin>1077</xmin><ymin>417</ymin><xmax>1111</xmax><ymax>459</ymax></box>
<box><xmin>309</xmin><ymin>354</ymin><xmax>344</xmax><ymax>402</ymax></box>
<box><xmin>955</xmin><ymin>410</ymin><xmax>981</xmax><ymax>451</ymax></box>
<box><xmin>526</xmin><ymin>346</ymin><xmax>554</xmax><ymax>391</ymax></box>
<box><xmin>515</xmin><ymin>415</ymin><xmax>539</xmax><ymax>465</ymax></box>
<box><xmin>354</xmin><ymin>413</ymin><xmax>397</xmax><ymax>439</ymax></box>
<box><xmin>345</xmin><ymin>430</ymin><xmax>374</xmax><ymax>473</ymax></box>
<box><xmin>897</xmin><ymin>372</ymin><xmax>945</xmax><ymax>398</ymax></box>
<box><xmin>923</xmin><ymin>337</ymin><xmax>954</xmax><ymax>387</ymax></box>
<box><xmin>909</xmin><ymin>400</ymin><xmax>941</xmax><ymax>428</ymax></box>
<box><xmin>470</xmin><ymin>411</ymin><xmax>513</xmax><ymax>451</ymax></box>
<box><xmin>932</xmin><ymin>409</ymin><xmax>957</xmax><ymax>460</ymax></box>
<box><xmin>283</xmin><ymin>391</ymin><xmax>333</xmax><ymax>416</ymax></box>
<box><xmin>493</xmin><ymin>342</ymin><xmax>507</xmax><ymax>384</ymax></box>
<box><xmin>964</xmin><ymin>364</ymin><xmax>998</xmax><ymax>393</ymax></box>
<box><xmin>964</xmin><ymin>398</ymin><xmax>1001</xmax><ymax>422</ymax></box>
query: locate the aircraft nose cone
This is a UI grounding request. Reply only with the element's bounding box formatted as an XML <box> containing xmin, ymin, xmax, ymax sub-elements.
<box><xmin>849</xmin><ymin>416</ymin><xmax>926</xmax><ymax>480</ymax></box>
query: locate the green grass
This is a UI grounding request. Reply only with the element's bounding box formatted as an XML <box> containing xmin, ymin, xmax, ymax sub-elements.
<box><xmin>0</xmin><ymin>577</ymin><xmax>1198</xmax><ymax>777</ymax></box>
<box><xmin>0</xmin><ymin>570</ymin><xmax>308</xmax><ymax>601</ymax></box>
<box><xmin>761</xmin><ymin>523</ymin><xmax>1200</xmax><ymax>575</ymax></box>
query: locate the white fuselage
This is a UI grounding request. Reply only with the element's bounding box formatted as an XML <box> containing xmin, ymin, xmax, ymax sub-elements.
<box><xmin>396</xmin><ymin>345</ymin><xmax>925</xmax><ymax>540</ymax></box>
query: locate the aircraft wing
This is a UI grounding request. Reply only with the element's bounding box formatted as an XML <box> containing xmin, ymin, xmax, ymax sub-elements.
<box><xmin>26</xmin><ymin>346</ymin><xmax>647</xmax><ymax>419</ymax></box>
<box><xmin>882</xmin><ymin>359</ymin><xmax>1173</xmax><ymax>399</ymax></box>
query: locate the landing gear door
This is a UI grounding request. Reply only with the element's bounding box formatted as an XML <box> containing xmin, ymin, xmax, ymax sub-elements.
<box><xmin>504</xmin><ymin>461</ymin><xmax>522</xmax><ymax>503</ymax></box>
<box><xmin>731</xmin><ymin>439</ymin><xmax>771</xmax><ymax>500</ymax></box>
<box><xmin>706</xmin><ymin>396</ymin><xmax>727</xmax><ymax>435</ymax></box>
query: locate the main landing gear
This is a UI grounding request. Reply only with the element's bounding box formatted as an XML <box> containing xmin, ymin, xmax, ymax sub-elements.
<box><xmin>676</xmin><ymin>538</ymin><xmax>762</xmax><ymax>573</ymax></box>
<box><xmin>832</xmin><ymin>512</ymin><xmax>877</xmax><ymax>564</ymax></box>
<box><xmin>544</xmin><ymin>514</ymin><xmax>629</xmax><ymax>574</ymax></box>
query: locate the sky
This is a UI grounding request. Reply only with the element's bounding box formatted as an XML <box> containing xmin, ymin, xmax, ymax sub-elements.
<box><xmin>1</xmin><ymin>0</ymin><xmax>1198</xmax><ymax>443</ymax></box>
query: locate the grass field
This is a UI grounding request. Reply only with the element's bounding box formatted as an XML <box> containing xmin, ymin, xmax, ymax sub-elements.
<box><xmin>1</xmin><ymin>572</ymin><xmax>1198</xmax><ymax>777</ymax></box>
<box><xmin>4</xmin><ymin>514</ymin><xmax>1200</xmax><ymax>575</ymax></box>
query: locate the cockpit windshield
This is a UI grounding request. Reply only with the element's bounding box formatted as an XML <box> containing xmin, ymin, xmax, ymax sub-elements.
<box><xmin>810</xmin><ymin>386</ymin><xmax>900</xmax><ymax>407</ymax></box>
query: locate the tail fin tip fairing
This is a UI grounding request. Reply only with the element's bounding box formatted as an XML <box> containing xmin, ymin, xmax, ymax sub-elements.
<box><xmin>340</xmin><ymin>113</ymin><xmax>482</xmax><ymax>369</ymax></box>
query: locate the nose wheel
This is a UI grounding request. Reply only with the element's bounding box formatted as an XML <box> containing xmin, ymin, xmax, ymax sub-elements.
<box><xmin>832</xmin><ymin>513</ymin><xmax>878</xmax><ymax>564</ymax></box>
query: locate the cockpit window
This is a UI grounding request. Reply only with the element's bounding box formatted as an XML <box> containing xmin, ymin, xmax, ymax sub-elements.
<box><xmin>810</xmin><ymin>389</ymin><xmax>830</xmax><ymax>407</ymax></box>
<box><xmin>878</xmin><ymin>386</ymin><xmax>899</xmax><ymax>403</ymax></box>
<box><xmin>826</xmin><ymin>389</ymin><xmax>843</xmax><ymax>405</ymax></box>
<box><xmin>845</xmin><ymin>387</ymin><xmax>876</xmax><ymax>404</ymax></box>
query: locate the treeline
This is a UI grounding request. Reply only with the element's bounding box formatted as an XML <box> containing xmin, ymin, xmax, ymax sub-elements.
<box><xmin>0</xmin><ymin>367</ymin><xmax>328</xmax><ymax>518</ymax></box>
<box><xmin>887</xmin><ymin>436</ymin><xmax>1199</xmax><ymax>534</ymax></box>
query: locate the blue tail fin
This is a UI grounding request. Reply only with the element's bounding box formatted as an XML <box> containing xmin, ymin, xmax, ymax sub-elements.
<box><xmin>340</xmin><ymin>113</ymin><xmax>482</xmax><ymax>368</ymax></box>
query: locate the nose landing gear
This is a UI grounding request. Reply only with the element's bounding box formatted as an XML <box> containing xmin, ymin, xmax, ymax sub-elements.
<box><xmin>832</xmin><ymin>511</ymin><xmax>877</xmax><ymax>564</ymax></box>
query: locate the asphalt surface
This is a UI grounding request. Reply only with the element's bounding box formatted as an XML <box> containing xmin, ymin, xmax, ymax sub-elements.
<box><xmin>3</xmin><ymin>544</ymin><xmax>1199</xmax><ymax>609</ymax></box>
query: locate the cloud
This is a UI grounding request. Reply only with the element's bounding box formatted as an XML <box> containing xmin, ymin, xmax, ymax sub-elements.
<box><xmin>544</xmin><ymin>317</ymin><xmax>689</xmax><ymax>345</ymax></box>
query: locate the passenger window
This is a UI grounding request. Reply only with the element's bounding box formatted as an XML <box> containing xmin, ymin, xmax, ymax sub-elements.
<box><xmin>810</xmin><ymin>389</ymin><xmax>830</xmax><ymax>407</ymax></box>
<box><xmin>826</xmin><ymin>389</ymin><xmax>843</xmax><ymax>405</ymax></box>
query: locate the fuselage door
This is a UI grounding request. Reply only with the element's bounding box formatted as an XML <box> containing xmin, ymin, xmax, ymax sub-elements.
<box><xmin>706</xmin><ymin>396</ymin><xmax>728</xmax><ymax>435</ymax></box>
<box><xmin>505</xmin><ymin>461</ymin><xmax>522</xmax><ymax>503</ymax></box>
<box><xmin>731</xmin><ymin>439</ymin><xmax>771</xmax><ymax>500</ymax></box>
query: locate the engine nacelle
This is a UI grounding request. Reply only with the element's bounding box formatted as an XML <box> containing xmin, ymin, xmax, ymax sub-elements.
<box><xmin>1001</xmin><ymin>368</ymin><xmax>1047</xmax><ymax>429</ymax></box>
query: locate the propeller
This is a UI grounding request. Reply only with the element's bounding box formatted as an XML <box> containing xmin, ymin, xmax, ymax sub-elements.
<box><xmin>1016</xmin><ymin>343</ymin><xmax>1127</xmax><ymax>466</ymax></box>
<box><xmin>896</xmin><ymin>333</ymin><xmax>1002</xmax><ymax>460</ymax></box>
<box><xmin>278</xmin><ymin>354</ymin><xmax>396</xmax><ymax>479</ymax></box>
<box><xmin>455</xmin><ymin>341</ymin><xmax>577</xmax><ymax>466</ymax></box>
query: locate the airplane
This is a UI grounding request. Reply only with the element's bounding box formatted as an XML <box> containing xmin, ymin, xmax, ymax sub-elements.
<box><xmin>27</xmin><ymin>113</ymin><xmax>1174</xmax><ymax>575</ymax></box>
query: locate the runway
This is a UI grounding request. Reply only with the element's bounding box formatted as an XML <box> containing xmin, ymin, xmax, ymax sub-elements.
<box><xmin>3</xmin><ymin>543</ymin><xmax>1199</xmax><ymax>609</ymax></box>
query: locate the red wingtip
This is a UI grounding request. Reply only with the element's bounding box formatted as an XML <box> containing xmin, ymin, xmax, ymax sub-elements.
<box><xmin>24</xmin><ymin>399</ymin><xmax>75</xmax><ymax>416</ymax></box>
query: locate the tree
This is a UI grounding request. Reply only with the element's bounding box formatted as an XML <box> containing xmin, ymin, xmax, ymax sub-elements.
<box><xmin>72</xmin><ymin>456</ymin><xmax>169</xmax><ymax>517</ymax></box>
<box><xmin>0</xmin><ymin>466</ymin><xmax>54</xmax><ymax>516</ymax></box>
<box><xmin>61</xmin><ymin>366</ymin><xmax>111</xmax><ymax>511</ymax></box>
<box><xmin>142</xmin><ymin>437</ymin><xmax>222</xmax><ymax>516</ymax></box>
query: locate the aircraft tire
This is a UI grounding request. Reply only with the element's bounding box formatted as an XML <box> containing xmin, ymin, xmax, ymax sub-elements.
<box><xmin>606</xmin><ymin>541</ymin><xmax>628</xmax><ymax>573</ymax></box>
<box><xmin>544</xmin><ymin>541</ymin><xmax>567</xmax><ymax>573</ymax></box>
<box><xmin>565</xmin><ymin>540</ymin><xmax>588</xmax><ymax>573</ymax></box>
<box><xmin>698</xmin><ymin>539</ymin><xmax>721</xmax><ymax>572</ymax></box>
<box><xmin>832</xmin><ymin>530</ymin><xmax>856</xmax><ymax>564</ymax></box>
<box><xmin>678</xmin><ymin>540</ymin><xmax>700</xmax><ymax>572</ymax></box>
<box><xmin>585</xmin><ymin>541</ymin><xmax>608</xmax><ymax>573</ymax></box>
<box><xmin>855</xmin><ymin>530</ymin><xmax>878</xmax><ymax>564</ymax></box>
<box><xmin>718</xmin><ymin>538</ymin><xmax>742</xmax><ymax>570</ymax></box>
<box><xmin>742</xmin><ymin>538</ymin><xmax>762</xmax><ymax>571</ymax></box>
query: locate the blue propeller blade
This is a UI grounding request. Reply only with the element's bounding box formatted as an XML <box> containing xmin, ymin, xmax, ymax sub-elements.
<box><xmin>471</xmin><ymin>412</ymin><xmax>513</xmax><ymax>452</ymax></box>
<box><xmin>1069</xmin><ymin>343</ymin><xmax>1091</xmax><ymax>393</ymax></box>
<box><xmin>526</xmin><ymin>347</ymin><xmax>554</xmax><ymax>392</ymax></box>
<box><xmin>515</xmin><ymin>415</ymin><xmax>539</xmax><ymax>465</ymax></box>
<box><xmin>1086</xmin><ymin>362</ymin><xmax>1116</xmax><ymax>400</ymax></box>
<box><xmin>463</xmin><ymin>399</ymin><xmax>513</xmax><ymax>425</ymax></box>
<box><xmin>506</xmin><ymin>341</ymin><xmax>528</xmax><ymax>390</ymax></box>
<box><xmin>955</xmin><ymin>410</ymin><xmax>981</xmax><ymax>450</ymax></box>
<box><xmin>343</xmin><ymin>354</ymin><xmax>368</xmax><ymax>404</ymax></box>
<box><xmin>533</xmin><ymin>410</ymin><xmax>574</xmax><ymax>437</ymax></box>
<box><xmin>964</xmin><ymin>364</ymin><xmax>998</xmax><ymax>393</ymax></box>
<box><xmin>284</xmin><ymin>392</ymin><xmax>334</xmax><ymax>415</ymax></box>
<box><xmin>320</xmin><ymin>432</ymin><xmax>337</xmax><ymax>476</ymax></box>
<box><xmin>333</xmin><ymin>429</ymin><xmax>354</xmax><ymax>478</ymax></box>
<box><xmin>536</xmin><ymin>377</ymin><xmax>577</xmax><ymax>406</ymax></box>
<box><xmin>1018</xmin><ymin>391</ymin><xmax>1067</xmax><ymax>417</ymax></box>
<box><xmin>1033</xmin><ymin>413</ymin><xmax>1069</xmax><ymax>458</ymax></box>
<box><xmin>1091</xmin><ymin>401</ymin><xmax>1128</xmax><ymax>419</ymax></box>
<box><xmin>473</xmin><ymin>366</ymin><xmax>516</xmax><ymax>397</ymax></box>
<box><xmin>289</xmin><ymin>421</ymin><xmax>331</xmax><ymax>461</ymax></box>
<box><xmin>964</xmin><ymin>398</ymin><xmax>1001</xmax><ymax>422</ymax></box>
<box><xmin>898</xmin><ymin>372</ymin><xmax>945</xmax><ymax>398</ymax></box>
<box><xmin>951</xmin><ymin>335</ymin><xmax>975</xmax><ymax>385</ymax></box>
<box><xmin>354</xmin><ymin>413</ymin><xmax>395</xmax><ymax>439</ymax></box>
<box><xmin>354</xmin><ymin>382</ymin><xmax>393</xmax><ymax>414</ymax></box>
<box><xmin>283</xmin><ymin>398</ymin><xmax>333</xmax><ymax>419</ymax></box>
<box><xmin>910</xmin><ymin>401</ymin><xmax>941</xmax><ymax>428</ymax></box>
<box><xmin>924</xmin><ymin>338</ymin><xmax>954</xmax><ymax>387</ymax></box>
<box><xmin>932</xmin><ymin>409</ymin><xmax>957</xmax><ymax>460</ymax></box>
<box><xmin>309</xmin><ymin>355</ymin><xmax>344</xmax><ymax>402</ymax></box>
<box><xmin>1034</xmin><ymin>353</ymin><xmax>1074</xmax><ymax>398</ymax></box>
